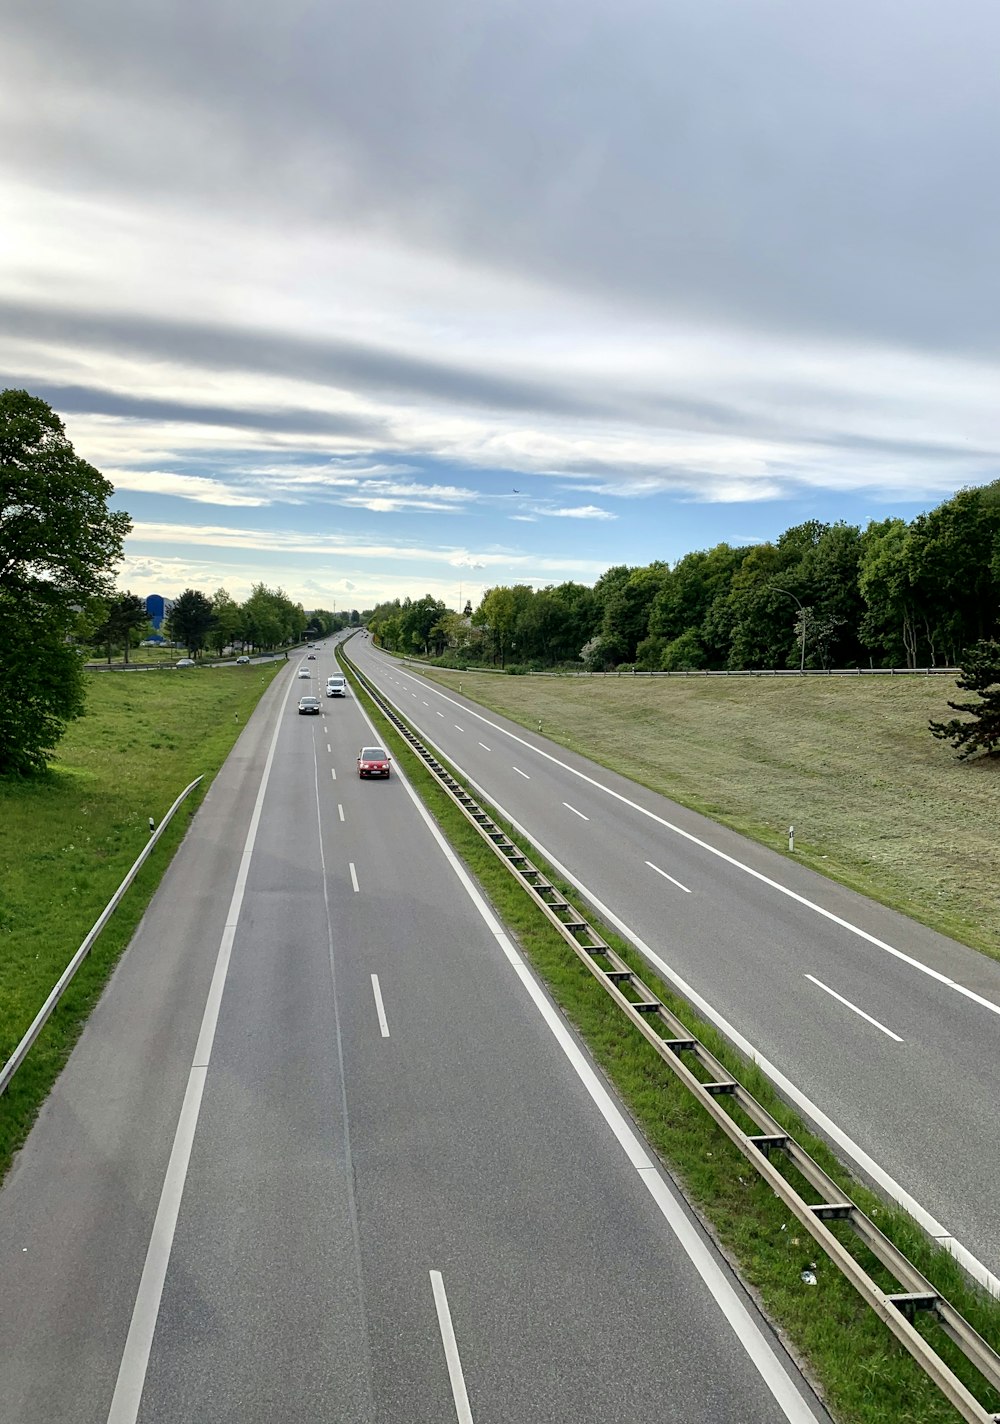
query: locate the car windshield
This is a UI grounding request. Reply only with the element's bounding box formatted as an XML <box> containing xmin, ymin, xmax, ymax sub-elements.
<box><xmin>360</xmin><ymin>748</ymin><xmax>386</xmax><ymax>760</ymax></box>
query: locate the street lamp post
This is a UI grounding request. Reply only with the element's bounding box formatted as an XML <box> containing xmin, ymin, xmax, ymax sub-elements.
<box><xmin>773</xmin><ymin>587</ymin><xmax>807</xmax><ymax>672</ymax></box>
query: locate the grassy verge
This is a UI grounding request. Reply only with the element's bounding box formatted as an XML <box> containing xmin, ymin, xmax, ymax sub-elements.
<box><xmin>0</xmin><ymin>662</ymin><xmax>283</xmax><ymax>1178</ymax></box>
<box><xmin>405</xmin><ymin>664</ymin><xmax>1000</xmax><ymax>962</ymax></box>
<box><xmin>344</xmin><ymin>650</ymin><xmax>1000</xmax><ymax>1424</ymax></box>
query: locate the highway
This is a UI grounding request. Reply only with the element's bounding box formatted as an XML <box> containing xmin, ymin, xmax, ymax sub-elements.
<box><xmin>0</xmin><ymin>634</ymin><xmax>825</xmax><ymax>1424</ymax></box>
<box><xmin>346</xmin><ymin>637</ymin><xmax>1000</xmax><ymax>1291</ymax></box>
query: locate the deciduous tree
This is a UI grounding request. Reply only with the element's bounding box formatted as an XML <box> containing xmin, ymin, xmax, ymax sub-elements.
<box><xmin>0</xmin><ymin>389</ymin><xmax>130</xmax><ymax>773</ymax></box>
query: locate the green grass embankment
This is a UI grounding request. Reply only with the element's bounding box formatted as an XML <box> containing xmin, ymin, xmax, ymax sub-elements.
<box><xmin>0</xmin><ymin>662</ymin><xmax>283</xmax><ymax>1176</ymax></box>
<box><xmin>408</xmin><ymin>667</ymin><xmax>1000</xmax><ymax>961</ymax></box>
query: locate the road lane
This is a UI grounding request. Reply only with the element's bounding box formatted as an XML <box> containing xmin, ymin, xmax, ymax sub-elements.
<box><xmin>348</xmin><ymin>640</ymin><xmax>1000</xmax><ymax>1285</ymax></box>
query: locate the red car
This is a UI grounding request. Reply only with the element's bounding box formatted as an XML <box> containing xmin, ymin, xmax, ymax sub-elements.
<box><xmin>358</xmin><ymin>746</ymin><xmax>391</xmax><ymax>779</ymax></box>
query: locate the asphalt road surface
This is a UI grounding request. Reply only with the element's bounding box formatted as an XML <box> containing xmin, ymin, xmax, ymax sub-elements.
<box><xmin>346</xmin><ymin>637</ymin><xmax>1000</xmax><ymax>1293</ymax></box>
<box><xmin>0</xmin><ymin>635</ymin><xmax>826</xmax><ymax>1424</ymax></box>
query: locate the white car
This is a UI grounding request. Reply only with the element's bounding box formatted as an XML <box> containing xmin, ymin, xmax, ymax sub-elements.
<box><xmin>297</xmin><ymin>667</ymin><xmax>311</xmax><ymax>679</ymax></box>
<box><xmin>176</xmin><ymin>658</ymin><xmax>195</xmax><ymax>667</ymax></box>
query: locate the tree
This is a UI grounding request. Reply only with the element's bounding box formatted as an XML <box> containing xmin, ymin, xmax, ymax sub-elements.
<box><xmin>166</xmin><ymin>588</ymin><xmax>214</xmax><ymax>656</ymax></box>
<box><xmin>1</xmin><ymin>389</ymin><xmax>130</xmax><ymax>773</ymax></box>
<box><xmin>210</xmin><ymin>588</ymin><xmax>243</xmax><ymax>656</ymax></box>
<box><xmin>0</xmin><ymin>389</ymin><xmax>131</xmax><ymax>616</ymax></box>
<box><xmin>92</xmin><ymin>590</ymin><xmax>148</xmax><ymax>664</ymax></box>
<box><xmin>0</xmin><ymin>595</ymin><xmax>88</xmax><ymax>774</ymax></box>
<box><xmin>930</xmin><ymin>641</ymin><xmax>1000</xmax><ymax>759</ymax></box>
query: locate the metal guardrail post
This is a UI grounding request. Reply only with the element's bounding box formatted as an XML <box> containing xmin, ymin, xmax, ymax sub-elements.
<box><xmin>0</xmin><ymin>775</ymin><xmax>204</xmax><ymax>1097</ymax></box>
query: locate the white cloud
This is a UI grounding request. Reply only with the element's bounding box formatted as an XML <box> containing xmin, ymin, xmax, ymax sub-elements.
<box><xmin>545</xmin><ymin>505</ymin><xmax>616</xmax><ymax>520</ymax></box>
<box><xmin>107</xmin><ymin>467</ymin><xmax>270</xmax><ymax>506</ymax></box>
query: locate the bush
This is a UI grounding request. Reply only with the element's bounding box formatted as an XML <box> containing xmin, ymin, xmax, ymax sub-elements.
<box><xmin>661</xmin><ymin>629</ymin><xmax>707</xmax><ymax>671</ymax></box>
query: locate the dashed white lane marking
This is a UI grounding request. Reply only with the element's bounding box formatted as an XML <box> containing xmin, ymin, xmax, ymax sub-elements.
<box><xmin>338</xmin><ymin>804</ymin><xmax>345</xmax><ymax>822</ymax></box>
<box><xmin>327</xmin><ymin>744</ymin><xmax>331</xmax><ymax>753</ymax></box>
<box><xmin>430</xmin><ymin>1271</ymin><xmax>474</xmax><ymax>1424</ymax></box>
<box><xmin>513</xmin><ymin>767</ymin><xmax>530</xmax><ymax>779</ymax></box>
<box><xmin>437</xmin><ymin>711</ymin><xmax>445</xmax><ymax>717</ymax></box>
<box><xmin>356</xmin><ymin>678</ymin><xmax>822</xmax><ymax>1421</ymax></box>
<box><xmin>331</xmin><ymin>767</ymin><xmax>337</xmax><ymax>781</ymax></box>
<box><xmin>349</xmin><ymin>862</ymin><xmax>360</xmax><ymax>893</ymax></box>
<box><xmin>806</xmin><ymin>975</ymin><xmax>903</xmax><ymax>1042</ymax></box>
<box><xmin>478</xmin><ymin>742</ymin><xmax>491</xmax><ymax>751</ymax></box>
<box><xmin>645</xmin><ymin>860</ymin><xmax>691</xmax><ymax>894</ymax></box>
<box><xmin>454</xmin><ymin>724</ymin><xmax>464</xmax><ymax>732</ymax></box>
<box><xmin>371</xmin><ymin>974</ymin><xmax>390</xmax><ymax>1038</ymax></box>
<box><xmin>563</xmin><ymin>802</ymin><xmax>589</xmax><ymax>821</ymax></box>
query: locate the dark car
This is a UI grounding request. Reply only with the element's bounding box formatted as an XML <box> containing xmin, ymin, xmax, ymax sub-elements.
<box><xmin>357</xmin><ymin>746</ymin><xmax>390</xmax><ymax>778</ymax></box>
<box><xmin>307</xmin><ymin>653</ymin><xmax>316</xmax><ymax>659</ymax></box>
<box><xmin>298</xmin><ymin>696</ymin><xmax>322</xmax><ymax>715</ymax></box>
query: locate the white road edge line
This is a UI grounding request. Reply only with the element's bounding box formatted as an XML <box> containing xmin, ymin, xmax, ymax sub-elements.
<box><xmin>371</xmin><ymin>974</ymin><xmax>390</xmax><ymax>1038</ymax></box>
<box><xmin>563</xmin><ymin>802</ymin><xmax>589</xmax><ymax>821</ymax></box>
<box><xmin>353</xmin><ymin>691</ymin><xmax>821</xmax><ymax>1422</ymax></box>
<box><xmin>106</xmin><ymin>671</ymin><xmax>297</xmax><ymax>1424</ymax></box>
<box><xmin>349</xmin><ymin>862</ymin><xmax>360</xmax><ymax>893</ymax></box>
<box><xmin>805</xmin><ymin>975</ymin><xmax>903</xmax><ymax>1042</ymax></box>
<box><xmin>386</xmin><ymin>663</ymin><xmax>1000</xmax><ymax>1022</ymax></box>
<box><xmin>355</xmin><ymin>658</ymin><xmax>1000</xmax><ymax>1299</ymax></box>
<box><xmin>645</xmin><ymin>860</ymin><xmax>692</xmax><ymax>894</ymax></box>
<box><xmin>513</xmin><ymin>766</ymin><xmax>530</xmax><ymax>779</ymax></box>
<box><xmin>338</xmin><ymin>804</ymin><xmax>345</xmax><ymax>822</ymax></box>
<box><xmin>430</xmin><ymin>1271</ymin><xmax>474</xmax><ymax>1424</ymax></box>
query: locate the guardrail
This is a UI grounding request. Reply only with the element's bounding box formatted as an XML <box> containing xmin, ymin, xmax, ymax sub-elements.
<box><xmin>0</xmin><ymin>776</ymin><xmax>203</xmax><ymax>1097</ymax></box>
<box><xmin>344</xmin><ymin>648</ymin><xmax>1000</xmax><ymax>1424</ymax></box>
<box><xmin>395</xmin><ymin>658</ymin><xmax>959</xmax><ymax>678</ymax></box>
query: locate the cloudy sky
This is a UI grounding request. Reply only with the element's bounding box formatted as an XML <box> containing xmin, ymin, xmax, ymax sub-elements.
<box><xmin>3</xmin><ymin>0</ymin><xmax>999</xmax><ymax>613</ymax></box>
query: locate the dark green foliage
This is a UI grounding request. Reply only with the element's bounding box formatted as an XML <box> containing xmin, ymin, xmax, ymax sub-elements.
<box><xmin>91</xmin><ymin>590</ymin><xmax>148</xmax><ymax>663</ymax></box>
<box><xmin>930</xmin><ymin>640</ymin><xmax>1000</xmax><ymax>758</ymax></box>
<box><xmin>0</xmin><ymin>389</ymin><xmax>130</xmax><ymax>773</ymax></box>
<box><xmin>0</xmin><ymin>594</ymin><xmax>87</xmax><ymax>774</ymax></box>
<box><xmin>0</xmin><ymin>389</ymin><xmax>131</xmax><ymax>615</ymax></box>
<box><xmin>165</xmin><ymin>588</ymin><xmax>214</xmax><ymax>656</ymax></box>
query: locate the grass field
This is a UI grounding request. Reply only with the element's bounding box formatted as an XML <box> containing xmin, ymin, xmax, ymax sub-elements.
<box><xmin>342</xmin><ymin>650</ymin><xmax>1000</xmax><ymax>1424</ymax></box>
<box><xmin>412</xmin><ymin>667</ymin><xmax>1000</xmax><ymax>961</ymax></box>
<box><xmin>0</xmin><ymin>662</ymin><xmax>283</xmax><ymax>1175</ymax></box>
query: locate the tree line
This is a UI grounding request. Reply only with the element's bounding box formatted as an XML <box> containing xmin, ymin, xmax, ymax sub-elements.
<box><xmin>369</xmin><ymin>482</ymin><xmax>1000</xmax><ymax>674</ymax></box>
<box><xmin>90</xmin><ymin>584</ymin><xmax>362</xmax><ymax>663</ymax></box>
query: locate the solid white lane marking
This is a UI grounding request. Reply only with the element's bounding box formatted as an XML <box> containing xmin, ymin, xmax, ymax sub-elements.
<box><xmin>385</xmin><ymin>667</ymin><xmax>1000</xmax><ymax>1023</ymax></box>
<box><xmin>430</xmin><ymin>1271</ymin><xmax>474</xmax><ymax>1424</ymax></box>
<box><xmin>360</xmin><ymin>694</ymin><xmax>1000</xmax><ymax>1299</ymax></box>
<box><xmin>563</xmin><ymin>802</ymin><xmax>589</xmax><ymax>821</ymax></box>
<box><xmin>331</xmin><ymin>767</ymin><xmax>337</xmax><ymax>781</ymax></box>
<box><xmin>338</xmin><ymin>804</ymin><xmax>345</xmax><ymax>822</ymax></box>
<box><xmin>349</xmin><ymin>862</ymin><xmax>359</xmax><ymax>893</ymax></box>
<box><xmin>478</xmin><ymin>742</ymin><xmax>491</xmax><ymax>751</ymax></box>
<box><xmin>513</xmin><ymin>766</ymin><xmax>530</xmax><ymax>779</ymax></box>
<box><xmin>352</xmin><ymin>693</ymin><xmax>821</xmax><ymax>1417</ymax></box>
<box><xmin>805</xmin><ymin>975</ymin><xmax>903</xmax><ymax>1041</ymax></box>
<box><xmin>371</xmin><ymin>974</ymin><xmax>390</xmax><ymax>1038</ymax></box>
<box><xmin>106</xmin><ymin>669</ymin><xmax>297</xmax><ymax>1424</ymax></box>
<box><xmin>646</xmin><ymin>860</ymin><xmax>691</xmax><ymax>894</ymax></box>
